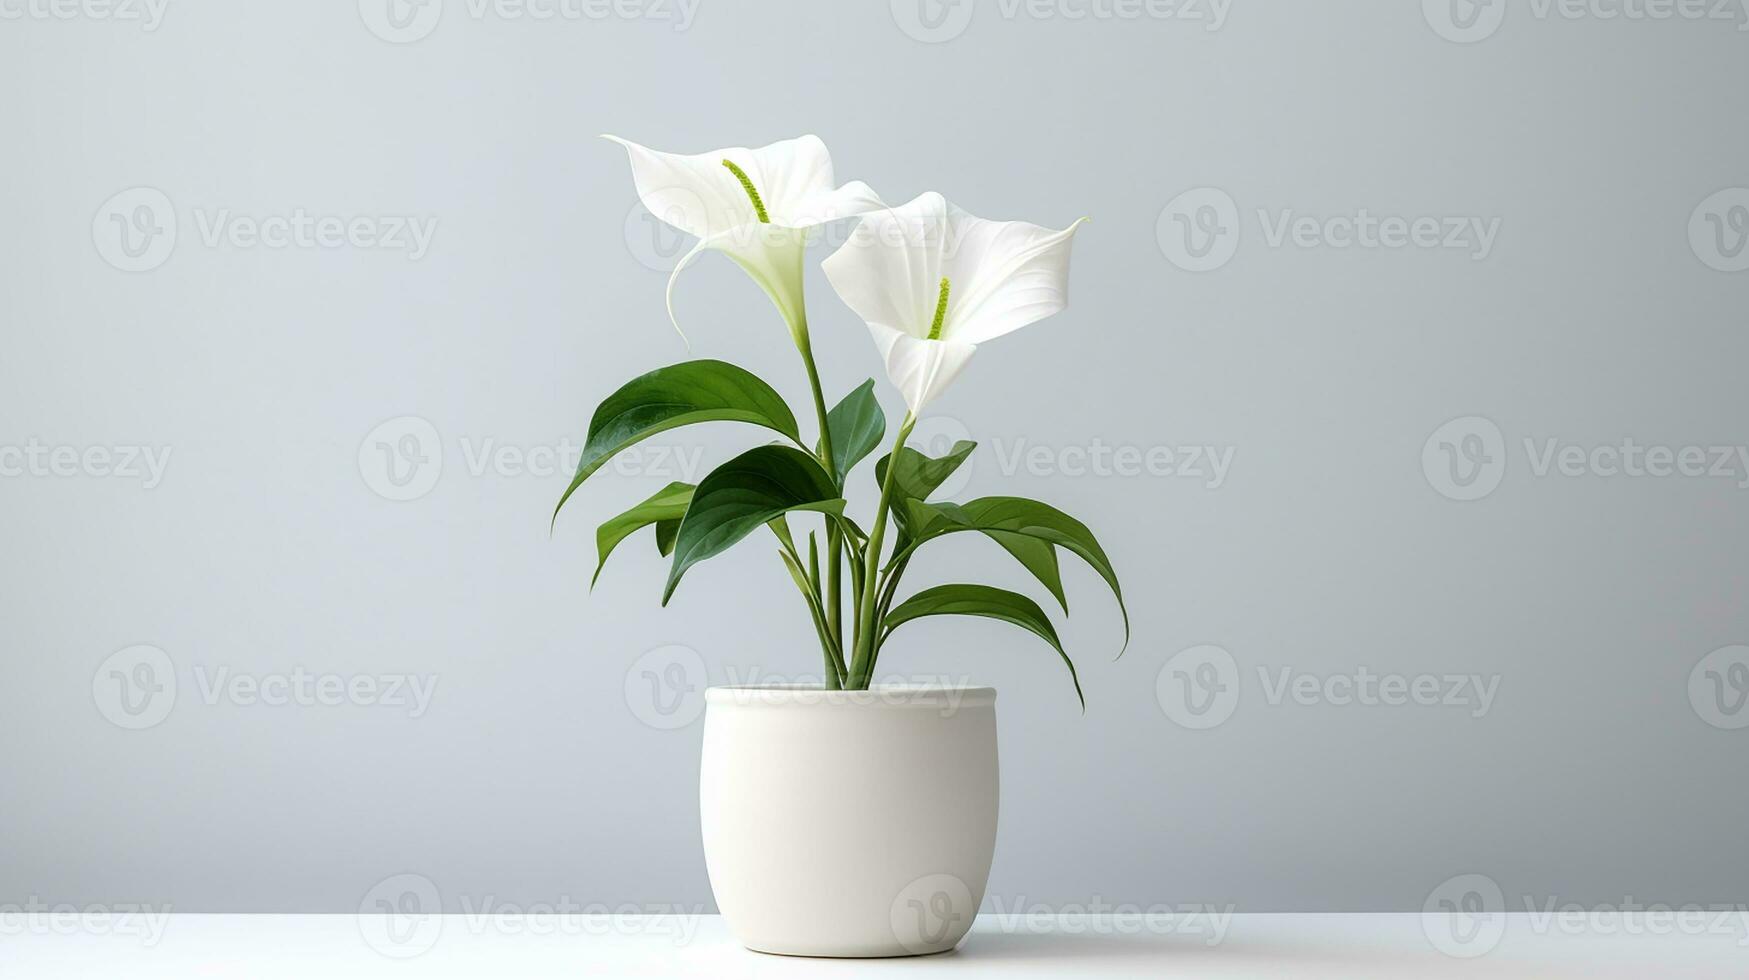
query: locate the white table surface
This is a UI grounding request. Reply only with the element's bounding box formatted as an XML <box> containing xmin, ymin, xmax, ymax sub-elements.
<box><xmin>3</xmin><ymin>913</ymin><xmax>1745</xmax><ymax>977</ymax></box>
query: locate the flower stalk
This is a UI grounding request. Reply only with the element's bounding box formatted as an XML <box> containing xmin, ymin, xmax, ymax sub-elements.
<box><xmin>847</xmin><ymin>413</ymin><xmax>915</xmax><ymax>688</ymax></box>
<box><xmin>795</xmin><ymin>326</ymin><xmax>850</xmax><ymax>682</ymax></box>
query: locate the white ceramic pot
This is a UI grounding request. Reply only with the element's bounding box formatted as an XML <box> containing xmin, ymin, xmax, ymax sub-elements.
<box><xmin>699</xmin><ymin>685</ymin><xmax>999</xmax><ymax>957</ymax></box>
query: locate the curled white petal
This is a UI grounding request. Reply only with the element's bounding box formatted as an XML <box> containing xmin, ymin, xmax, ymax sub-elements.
<box><xmin>941</xmin><ymin>212</ymin><xmax>1086</xmax><ymax>345</ymax></box>
<box><xmin>605</xmin><ymin>134</ymin><xmax>883</xmax><ymax>345</ymax></box>
<box><xmin>602</xmin><ymin>134</ymin><xmax>755</xmax><ymax>239</ymax></box>
<box><xmin>822</xmin><ymin>191</ymin><xmax>1083</xmax><ymax>412</ymax></box>
<box><xmin>821</xmin><ymin>192</ymin><xmax>951</xmax><ymax>342</ymax></box>
<box><xmin>868</xmin><ymin>324</ymin><xmax>977</xmax><ymax>416</ymax></box>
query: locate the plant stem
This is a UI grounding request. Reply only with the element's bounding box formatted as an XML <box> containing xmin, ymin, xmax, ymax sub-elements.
<box><xmin>825</xmin><ymin>527</ymin><xmax>844</xmax><ymax>649</ymax></box>
<box><xmin>874</xmin><ymin>553</ymin><xmax>910</xmax><ymax>636</ymax></box>
<box><xmin>774</xmin><ymin>536</ymin><xmax>843</xmax><ymax>689</ymax></box>
<box><xmin>795</xmin><ymin>329</ymin><xmax>847</xmax><ymax>684</ymax></box>
<box><xmin>848</xmin><ymin>413</ymin><xmax>915</xmax><ymax>688</ymax></box>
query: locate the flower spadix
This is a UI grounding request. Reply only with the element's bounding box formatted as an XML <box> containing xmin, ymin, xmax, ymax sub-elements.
<box><xmin>604</xmin><ymin>134</ymin><xmax>883</xmax><ymax>348</ymax></box>
<box><xmin>820</xmin><ymin>192</ymin><xmax>1086</xmax><ymax>414</ymax></box>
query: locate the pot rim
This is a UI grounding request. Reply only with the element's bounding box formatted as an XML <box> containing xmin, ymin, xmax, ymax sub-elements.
<box><xmin>704</xmin><ymin>683</ymin><xmax>996</xmax><ymax>709</ymax></box>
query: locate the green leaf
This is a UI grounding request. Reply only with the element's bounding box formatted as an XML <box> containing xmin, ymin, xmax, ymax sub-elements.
<box><xmin>553</xmin><ymin>360</ymin><xmax>800</xmax><ymax>527</ymax></box>
<box><xmin>986</xmin><ymin>534</ymin><xmax>1068</xmax><ymax>614</ymax></box>
<box><xmin>883</xmin><ymin>584</ymin><xmax>1082</xmax><ymax>708</ymax></box>
<box><xmin>654</xmin><ymin>519</ymin><xmax>680</xmax><ymax>557</ymax></box>
<box><xmin>592</xmin><ymin>482</ymin><xmax>693</xmax><ymax>588</ymax></box>
<box><xmin>777</xmin><ymin>546</ymin><xmax>813</xmax><ymax>596</ymax></box>
<box><xmin>898</xmin><ymin>496</ymin><xmax>1127</xmax><ymax>652</ymax></box>
<box><xmin>875</xmin><ymin>439</ymin><xmax>977</xmax><ymax>502</ymax></box>
<box><xmin>890</xmin><ymin>499</ymin><xmax>1065</xmax><ymax>614</ymax></box>
<box><xmin>878</xmin><ymin>439</ymin><xmax>978</xmax><ymax>556</ymax></box>
<box><xmin>767</xmin><ymin>514</ymin><xmax>799</xmax><ymax>555</ymax></box>
<box><xmin>664</xmin><ymin>446</ymin><xmax>845</xmax><ymax>604</ymax></box>
<box><xmin>820</xmin><ymin>379</ymin><xmax>886</xmax><ymax>485</ymax></box>
<box><xmin>958</xmin><ymin>497</ymin><xmax>1127</xmax><ymax>649</ymax></box>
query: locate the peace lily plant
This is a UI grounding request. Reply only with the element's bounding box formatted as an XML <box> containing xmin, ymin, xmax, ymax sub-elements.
<box><xmin>556</xmin><ymin>134</ymin><xmax>1126</xmax><ymax>705</ymax></box>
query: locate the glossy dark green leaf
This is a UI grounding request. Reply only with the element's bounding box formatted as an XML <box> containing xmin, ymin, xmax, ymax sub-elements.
<box><xmin>664</xmin><ymin>446</ymin><xmax>844</xmax><ymax>604</ymax></box>
<box><xmin>985</xmin><ymin>534</ymin><xmax>1067</xmax><ymax>614</ymax></box>
<box><xmin>879</xmin><ymin>439</ymin><xmax>978</xmax><ymax>556</ymax></box>
<box><xmin>875</xmin><ymin>439</ymin><xmax>977</xmax><ymax>502</ymax></box>
<box><xmin>883</xmin><ymin>584</ymin><xmax>1082</xmax><ymax>708</ymax></box>
<box><xmin>897</xmin><ymin>496</ymin><xmax>1126</xmax><ymax>651</ymax></box>
<box><xmin>889</xmin><ymin>499</ymin><xmax>1064</xmax><ymax>614</ymax></box>
<box><xmin>820</xmin><ymin>379</ymin><xmax>886</xmax><ymax>485</ymax></box>
<box><xmin>592</xmin><ymin>482</ymin><xmax>693</xmax><ymax>588</ymax></box>
<box><xmin>553</xmin><ymin>360</ymin><xmax>800</xmax><ymax>527</ymax></box>
<box><xmin>957</xmin><ymin>497</ymin><xmax>1126</xmax><ymax>649</ymax></box>
<box><xmin>654</xmin><ymin>519</ymin><xmax>680</xmax><ymax>557</ymax></box>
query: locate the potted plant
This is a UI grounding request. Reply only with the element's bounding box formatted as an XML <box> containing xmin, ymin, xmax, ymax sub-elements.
<box><xmin>556</xmin><ymin>134</ymin><xmax>1127</xmax><ymax>957</ymax></box>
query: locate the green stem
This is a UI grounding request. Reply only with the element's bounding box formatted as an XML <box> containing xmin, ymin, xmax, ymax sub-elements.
<box><xmin>825</xmin><ymin>527</ymin><xmax>844</xmax><ymax>650</ymax></box>
<box><xmin>848</xmin><ymin>413</ymin><xmax>915</xmax><ymax>688</ymax></box>
<box><xmin>775</xmin><ymin>536</ymin><xmax>843</xmax><ymax>689</ymax></box>
<box><xmin>875</xmin><ymin>554</ymin><xmax>909</xmax><ymax>635</ymax></box>
<box><xmin>795</xmin><ymin>330</ymin><xmax>847</xmax><ymax>683</ymax></box>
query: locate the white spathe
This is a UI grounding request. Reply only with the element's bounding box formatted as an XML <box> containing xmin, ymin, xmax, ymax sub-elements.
<box><xmin>821</xmin><ymin>191</ymin><xmax>1086</xmax><ymax>414</ymax></box>
<box><xmin>603</xmin><ymin>134</ymin><xmax>883</xmax><ymax>347</ymax></box>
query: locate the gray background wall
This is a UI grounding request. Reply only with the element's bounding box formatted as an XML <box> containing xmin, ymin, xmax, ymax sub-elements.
<box><xmin>3</xmin><ymin>0</ymin><xmax>1747</xmax><ymax>916</ymax></box>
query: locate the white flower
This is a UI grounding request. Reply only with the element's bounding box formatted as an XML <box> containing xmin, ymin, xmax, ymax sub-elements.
<box><xmin>821</xmin><ymin>192</ymin><xmax>1086</xmax><ymax>415</ymax></box>
<box><xmin>604</xmin><ymin>134</ymin><xmax>883</xmax><ymax>347</ymax></box>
